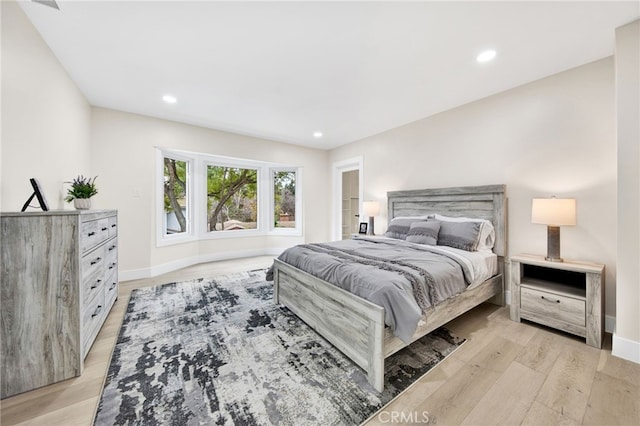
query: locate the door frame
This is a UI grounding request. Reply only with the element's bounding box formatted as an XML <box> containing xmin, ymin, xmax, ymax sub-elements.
<box><xmin>332</xmin><ymin>156</ymin><xmax>363</xmax><ymax>241</ymax></box>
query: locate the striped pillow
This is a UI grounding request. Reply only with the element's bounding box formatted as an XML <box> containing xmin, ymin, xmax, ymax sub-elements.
<box><xmin>406</xmin><ymin>220</ymin><xmax>441</xmax><ymax>245</ymax></box>
<box><xmin>384</xmin><ymin>218</ymin><xmax>424</xmax><ymax>240</ymax></box>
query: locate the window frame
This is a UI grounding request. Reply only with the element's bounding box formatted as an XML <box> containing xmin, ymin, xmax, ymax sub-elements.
<box><xmin>156</xmin><ymin>148</ymin><xmax>302</xmax><ymax>247</ymax></box>
<box><xmin>156</xmin><ymin>149</ymin><xmax>195</xmax><ymax>246</ymax></box>
<box><xmin>269</xmin><ymin>167</ymin><xmax>302</xmax><ymax>236</ymax></box>
<box><xmin>202</xmin><ymin>159</ymin><xmax>262</xmax><ymax>238</ymax></box>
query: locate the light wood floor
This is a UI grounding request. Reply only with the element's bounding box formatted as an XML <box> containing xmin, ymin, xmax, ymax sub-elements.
<box><xmin>1</xmin><ymin>256</ymin><xmax>638</xmax><ymax>426</ymax></box>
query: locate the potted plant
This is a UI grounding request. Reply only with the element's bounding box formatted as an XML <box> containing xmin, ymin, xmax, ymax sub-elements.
<box><xmin>65</xmin><ymin>175</ymin><xmax>98</xmax><ymax>210</ymax></box>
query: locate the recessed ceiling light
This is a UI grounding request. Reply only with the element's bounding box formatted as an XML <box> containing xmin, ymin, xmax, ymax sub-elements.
<box><xmin>476</xmin><ymin>49</ymin><xmax>497</xmax><ymax>63</ymax></box>
<box><xmin>162</xmin><ymin>95</ymin><xmax>177</xmax><ymax>104</ymax></box>
<box><xmin>313</xmin><ymin>131</ymin><xmax>323</xmax><ymax>138</ymax></box>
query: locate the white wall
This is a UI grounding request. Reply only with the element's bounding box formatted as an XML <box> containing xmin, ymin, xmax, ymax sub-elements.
<box><xmin>1</xmin><ymin>1</ymin><xmax>91</xmax><ymax>211</ymax></box>
<box><xmin>90</xmin><ymin>108</ymin><xmax>331</xmax><ymax>278</ymax></box>
<box><xmin>614</xmin><ymin>20</ymin><xmax>640</xmax><ymax>363</ymax></box>
<box><xmin>329</xmin><ymin>58</ymin><xmax>618</xmax><ymax>320</ymax></box>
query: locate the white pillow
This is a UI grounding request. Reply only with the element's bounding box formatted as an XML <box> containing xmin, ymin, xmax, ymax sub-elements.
<box><xmin>433</xmin><ymin>214</ymin><xmax>495</xmax><ymax>251</ymax></box>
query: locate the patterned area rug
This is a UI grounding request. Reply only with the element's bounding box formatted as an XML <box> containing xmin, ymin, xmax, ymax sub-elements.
<box><xmin>94</xmin><ymin>269</ymin><xmax>464</xmax><ymax>425</ymax></box>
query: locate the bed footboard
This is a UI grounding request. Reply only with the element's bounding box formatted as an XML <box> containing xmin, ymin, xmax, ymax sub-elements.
<box><xmin>273</xmin><ymin>259</ymin><xmax>386</xmax><ymax>391</ymax></box>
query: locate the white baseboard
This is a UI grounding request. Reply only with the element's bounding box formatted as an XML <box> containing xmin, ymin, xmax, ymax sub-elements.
<box><xmin>612</xmin><ymin>333</ymin><xmax>640</xmax><ymax>364</ymax></box>
<box><xmin>119</xmin><ymin>247</ymin><xmax>285</xmax><ymax>282</ymax></box>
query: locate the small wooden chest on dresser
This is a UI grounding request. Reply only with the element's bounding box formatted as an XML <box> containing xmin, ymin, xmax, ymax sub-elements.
<box><xmin>0</xmin><ymin>210</ymin><xmax>118</xmax><ymax>398</ymax></box>
<box><xmin>510</xmin><ymin>254</ymin><xmax>604</xmax><ymax>348</ymax></box>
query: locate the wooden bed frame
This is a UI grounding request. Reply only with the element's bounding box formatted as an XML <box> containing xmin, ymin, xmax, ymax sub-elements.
<box><xmin>273</xmin><ymin>184</ymin><xmax>507</xmax><ymax>391</ymax></box>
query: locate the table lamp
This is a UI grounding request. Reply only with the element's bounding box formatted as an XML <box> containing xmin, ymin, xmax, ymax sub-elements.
<box><xmin>362</xmin><ymin>201</ymin><xmax>380</xmax><ymax>236</ymax></box>
<box><xmin>531</xmin><ymin>197</ymin><xmax>576</xmax><ymax>262</ymax></box>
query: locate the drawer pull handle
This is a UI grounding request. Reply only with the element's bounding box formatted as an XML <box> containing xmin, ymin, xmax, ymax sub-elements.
<box><xmin>541</xmin><ymin>296</ymin><xmax>560</xmax><ymax>304</ymax></box>
<box><xmin>111</xmin><ymin>224</ymin><xmax>117</xmax><ymax>228</ymax></box>
<box><xmin>102</xmin><ymin>227</ymin><xmax>108</xmax><ymax>231</ymax></box>
<box><xmin>109</xmin><ymin>262</ymin><xmax>117</xmax><ymax>270</ymax></box>
<box><xmin>90</xmin><ymin>257</ymin><xmax>102</xmax><ymax>265</ymax></box>
<box><xmin>88</xmin><ymin>232</ymin><xmax>96</xmax><ymax>237</ymax></box>
<box><xmin>108</xmin><ymin>245</ymin><xmax>116</xmax><ymax>251</ymax></box>
<box><xmin>91</xmin><ymin>305</ymin><xmax>103</xmax><ymax>318</ymax></box>
<box><xmin>91</xmin><ymin>279</ymin><xmax>101</xmax><ymax>289</ymax></box>
<box><xmin>109</xmin><ymin>283</ymin><xmax>117</xmax><ymax>291</ymax></box>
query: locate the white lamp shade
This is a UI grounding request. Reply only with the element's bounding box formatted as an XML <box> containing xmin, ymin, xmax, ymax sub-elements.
<box><xmin>531</xmin><ymin>198</ymin><xmax>576</xmax><ymax>226</ymax></box>
<box><xmin>363</xmin><ymin>201</ymin><xmax>380</xmax><ymax>217</ymax></box>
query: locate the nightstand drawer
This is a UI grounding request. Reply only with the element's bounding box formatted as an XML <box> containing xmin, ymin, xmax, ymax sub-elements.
<box><xmin>521</xmin><ymin>286</ymin><xmax>585</xmax><ymax>327</ymax></box>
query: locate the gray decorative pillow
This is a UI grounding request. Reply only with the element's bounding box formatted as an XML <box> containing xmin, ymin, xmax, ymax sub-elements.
<box><xmin>437</xmin><ymin>220</ymin><xmax>482</xmax><ymax>251</ymax></box>
<box><xmin>384</xmin><ymin>218</ymin><xmax>423</xmax><ymax>240</ymax></box>
<box><xmin>406</xmin><ymin>220</ymin><xmax>441</xmax><ymax>245</ymax></box>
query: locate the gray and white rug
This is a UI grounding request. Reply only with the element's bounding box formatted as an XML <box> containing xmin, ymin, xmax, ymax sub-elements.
<box><xmin>94</xmin><ymin>269</ymin><xmax>464</xmax><ymax>425</ymax></box>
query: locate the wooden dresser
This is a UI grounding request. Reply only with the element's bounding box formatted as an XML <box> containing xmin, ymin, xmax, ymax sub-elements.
<box><xmin>0</xmin><ymin>210</ymin><xmax>118</xmax><ymax>398</ymax></box>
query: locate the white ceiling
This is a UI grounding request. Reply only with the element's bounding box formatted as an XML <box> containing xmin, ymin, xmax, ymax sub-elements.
<box><xmin>19</xmin><ymin>1</ymin><xmax>639</xmax><ymax>150</ymax></box>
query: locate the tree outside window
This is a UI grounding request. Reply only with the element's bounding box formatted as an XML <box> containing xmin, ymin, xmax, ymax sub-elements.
<box><xmin>207</xmin><ymin>165</ymin><xmax>258</xmax><ymax>231</ymax></box>
<box><xmin>163</xmin><ymin>157</ymin><xmax>188</xmax><ymax>234</ymax></box>
<box><xmin>273</xmin><ymin>171</ymin><xmax>296</xmax><ymax>228</ymax></box>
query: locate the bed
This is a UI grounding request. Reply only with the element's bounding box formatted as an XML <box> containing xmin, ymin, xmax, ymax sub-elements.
<box><xmin>271</xmin><ymin>184</ymin><xmax>507</xmax><ymax>391</ymax></box>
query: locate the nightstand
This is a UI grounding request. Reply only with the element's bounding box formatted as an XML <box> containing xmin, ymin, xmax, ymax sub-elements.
<box><xmin>510</xmin><ymin>254</ymin><xmax>605</xmax><ymax>348</ymax></box>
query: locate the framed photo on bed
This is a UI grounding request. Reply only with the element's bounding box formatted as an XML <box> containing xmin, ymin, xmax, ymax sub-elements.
<box><xmin>358</xmin><ymin>222</ymin><xmax>368</xmax><ymax>234</ymax></box>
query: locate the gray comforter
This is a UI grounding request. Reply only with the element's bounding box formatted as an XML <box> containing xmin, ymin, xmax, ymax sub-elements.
<box><xmin>266</xmin><ymin>236</ymin><xmax>474</xmax><ymax>343</ymax></box>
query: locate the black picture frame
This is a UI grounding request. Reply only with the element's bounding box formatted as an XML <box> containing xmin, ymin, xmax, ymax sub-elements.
<box><xmin>358</xmin><ymin>222</ymin><xmax>368</xmax><ymax>234</ymax></box>
<box><xmin>21</xmin><ymin>178</ymin><xmax>49</xmax><ymax>212</ymax></box>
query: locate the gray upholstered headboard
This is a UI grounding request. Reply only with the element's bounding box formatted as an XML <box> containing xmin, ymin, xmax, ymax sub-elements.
<box><xmin>386</xmin><ymin>184</ymin><xmax>507</xmax><ymax>257</ymax></box>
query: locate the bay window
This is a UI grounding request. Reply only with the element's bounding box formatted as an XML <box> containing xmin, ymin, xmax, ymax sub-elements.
<box><xmin>157</xmin><ymin>148</ymin><xmax>301</xmax><ymax>246</ymax></box>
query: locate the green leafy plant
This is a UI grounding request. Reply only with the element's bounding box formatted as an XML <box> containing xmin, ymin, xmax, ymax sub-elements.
<box><xmin>65</xmin><ymin>175</ymin><xmax>98</xmax><ymax>202</ymax></box>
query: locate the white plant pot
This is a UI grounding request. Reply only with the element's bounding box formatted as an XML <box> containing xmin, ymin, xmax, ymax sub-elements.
<box><xmin>74</xmin><ymin>198</ymin><xmax>91</xmax><ymax>210</ymax></box>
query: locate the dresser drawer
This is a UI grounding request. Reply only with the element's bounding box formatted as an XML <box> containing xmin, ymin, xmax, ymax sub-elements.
<box><xmin>521</xmin><ymin>286</ymin><xmax>585</xmax><ymax>327</ymax></box>
<box><xmin>105</xmin><ymin>238</ymin><xmax>117</xmax><ymax>267</ymax></box>
<box><xmin>82</xmin><ymin>267</ymin><xmax>104</xmax><ymax>306</ymax></box>
<box><xmin>81</xmin><ymin>294</ymin><xmax>105</xmax><ymax>356</ymax></box>
<box><xmin>80</xmin><ymin>218</ymin><xmax>110</xmax><ymax>253</ymax></box>
<box><xmin>81</xmin><ymin>245</ymin><xmax>106</xmax><ymax>279</ymax></box>
<box><xmin>105</xmin><ymin>269</ymin><xmax>118</xmax><ymax>307</ymax></box>
<box><xmin>108</xmin><ymin>216</ymin><xmax>117</xmax><ymax>238</ymax></box>
<box><xmin>105</xmin><ymin>253</ymin><xmax>118</xmax><ymax>277</ymax></box>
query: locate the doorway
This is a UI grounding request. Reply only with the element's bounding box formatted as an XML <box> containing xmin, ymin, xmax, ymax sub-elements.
<box><xmin>341</xmin><ymin>170</ymin><xmax>359</xmax><ymax>239</ymax></box>
<box><xmin>332</xmin><ymin>157</ymin><xmax>363</xmax><ymax>240</ymax></box>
